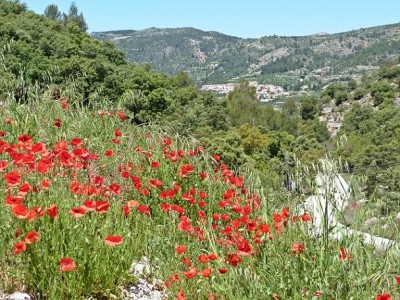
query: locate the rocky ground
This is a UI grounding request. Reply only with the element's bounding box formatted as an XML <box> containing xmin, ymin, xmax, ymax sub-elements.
<box><xmin>0</xmin><ymin>257</ymin><xmax>167</xmax><ymax>300</ymax></box>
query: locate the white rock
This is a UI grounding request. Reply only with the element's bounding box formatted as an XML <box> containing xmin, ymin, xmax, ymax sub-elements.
<box><xmin>8</xmin><ymin>292</ymin><xmax>31</xmax><ymax>300</ymax></box>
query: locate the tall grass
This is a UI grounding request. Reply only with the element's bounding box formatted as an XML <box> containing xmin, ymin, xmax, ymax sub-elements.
<box><xmin>0</xmin><ymin>94</ymin><xmax>398</xmax><ymax>299</ymax></box>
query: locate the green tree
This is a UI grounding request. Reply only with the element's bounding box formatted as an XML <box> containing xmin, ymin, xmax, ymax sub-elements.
<box><xmin>227</xmin><ymin>80</ymin><xmax>261</xmax><ymax>127</ymax></box>
<box><xmin>280</xmin><ymin>98</ymin><xmax>300</xmax><ymax>136</ymax></box>
<box><xmin>63</xmin><ymin>2</ymin><xmax>88</xmax><ymax>32</ymax></box>
<box><xmin>300</xmin><ymin>96</ymin><xmax>318</xmax><ymax>120</ymax></box>
<box><xmin>44</xmin><ymin>4</ymin><xmax>61</xmax><ymax>20</ymax></box>
<box><xmin>347</xmin><ymin>79</ymin><xmax>357</xmax><ymax>91</ymax></box>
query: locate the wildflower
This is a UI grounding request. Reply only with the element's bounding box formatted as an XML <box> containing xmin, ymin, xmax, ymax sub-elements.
<box><xmin>54</xmin><ymin>118</ymin><xmax>62</xmax><ymax>128</ymax></box>
<box><xmin>70</xmin><ymin>207</ymin><xmax>86</xmax><ymax>218</ymax></box>
<box><xmin>5</xmin><ymin>196</ymin><xmax>23</xmax><ymax>206</ymax></box>
<box><xmin>375</xmin><ymin>294</ymin><xmax>392</xmax><ymax>300</ymax></box>
<box><xmin>70</xmin><ymin>138</ymin><xmax>82</xmax><ymax>146</ymax></box>
<box><xmin>15</xmin><ymin>228</ymin><xmax>22</xmax><ymax>238</ymax></box>
<box><xmin>198</xmin><ymin>254</ymin><xmax>209</xmax><ymax>263</ymax></box>
<box><xmin>109</xmin><ymin>183</ymin><xmax>121</xmax><ymax>194</ymax></box>
<box><xmin>301</xmin><ymin>212</ymin><xmax>312</xmax><ymax>222</ymax></box>
<box><xmin>151</xmin><ymin>161</ymin><xmax>159</xmax><ymax>169</ymax></box>
<box><xmin>226</xmin><ymin>253</ymin><xmax>242</xmax><ymax>266</ymax></box>
<box><xmin>218</xmin><ymin>267</ymin><xmax>228</xmax><ymax>274</ymax></box>
<box><xmin>41</xmin><ymin>180</ymin><xmax>51</xmax><ymax>189</ymax></box>
<box><xmin>208</xmin><ymin>252</ymin><xmax>218</xmax><ymax>261</ymax></box>
<box><xmin>25</xmin><ymin>231</ymin><xmax>40</xmax><ymax>244</ymax></box>
<box><xmin>14</xmin><ymin>242</ymin><xmax>27</xmax><ymax>255</ymax></box>
<box><xmin>12</xmin><ymin>205</ymin><xmax>30</xmax><ymax>219</ymax></box>
<box><xmin>95</xmin><ymin>201</ymin><xmax>110</xmax><ymax>213</ymax></box>
<box><xmin>47</xmin><ymin>204</ymin><xmax>59</xmax><ymax>218</ymax></box>
<box><xmin>177</xmin><ymin>290</ymin><xmax>185</xmax><ymax>300</ymax></box>
<box><xmin>117</xmin><ymin>112</ymin><xmax>127</xmax><ymax>120</ymax></box>
<box><xmin>175</xmin><ymin>245</ymin><xmax>186</xmax><ymax>255</ymax></box>
<box><xmin>183</xmin><ymin>267</ymin><xmax>198</xmax><ymax>279</ymax></box>
<box><xmin>114</xmin><ymin>129</ymin><xmax>122</xmax><ymax>137</ymax></box>
<box><xmin>105</xmin><ymin>150</ymin><xmax>114</xmax><ymax>157</ymax></box>
<box><xmin>395</xmin><ymin>276</ymin><xmax>400</xmax><ymax>285</ymax></box>
<box><xmin>314</xmin><ymin>290</ymin><xmax>323</xmax><ymax>297</ymax></box>
<box><xmin>201</xmin><ymin>268</ymin><xmax>212</xmax><ymax>278</ymax></box>
<box><xmin>291</xmin><ymin>243</ymin><xmax>305</xmax><ymax>255</ymax></box>
<box><xmin>59</xmin><ymin>258</ymin><xmax>75</xmax><ymax>272</ymax></box>
<box><xmin>137</xmin><ymin>204</ymin><xmax>150</xmax><ymax>216</ymax></box>
<box><xmin>104</xmin><ymin>235</ymin><xmax>124</xmax><ymax>246</ymax></box>
<box><xmin>4</xmin><ymin>171</ymin><xmax>21</xmax><ymax>186</ymax></box>
<box><xmin>338</xmin><ymin>247</ymin><xmax>352</xmax><ymax>261</ymax></box>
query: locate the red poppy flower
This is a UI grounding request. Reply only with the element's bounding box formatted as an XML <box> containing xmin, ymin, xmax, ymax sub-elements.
<box><xmin>201</xmin><ymin>268</ymin><xmax>212</xmax><ymax>278</ymax></box>
<box><xmin>149</xmin><ymin>179</ymin><xmax>163</xmax><ymax>188</ymax></box>
<box><xmin>14</xmin><ymin>241</ymin><xmax>27</xmax><ymax>255</ymax></box>
<box><xmin>95</xmin><ymin>201</ymin><xmax>110</xmax><ymax>213</ymax></box>
<box><xmin>208</xmin><ymin>253</ymin><xmax>218</xmax><ymax>261</ymax></box>
<box><xmin>117</xmin><ymin>205</ymin><xmax>128</xmax><ymax>217</ymax></box>
<box><xmin>70</xmin><ymin>207</ymin><xmax>86</xmax><ymax>218</ymax></box>
<box><xmin>54</xmin><ymin>118</ymin><xmax>62</xmax><ymax>128</ymax></box>
<box><xmin>117</xmin><ymin>112</ymin><xmax>127</xmax><ymax>120</ymax></box>
<box><xmin>5</xmin><ymin>196</ymin><xmax>23</xmax><ymax>206</ymax></box>
<box><xmin>0</xmin><ymin>160</ymin><xmax>8</xmax><ymax>172</ymax></box>
<box><xmin>114</xmin><ymin>129</ymin><xmax>122</xmax><ymax>137</ymax></box>
<box><xmin>182</xmin><ymin>257</ymin><xmax>192</xmax><ymax>267</ymax></box>
<box><xmin>47</xmin><ymin>204</ymin><xmax>59</xmax><ymax>218</ymax></box>
<box><xmin>137</xmin><ymin>204</ymin><xmax>150</xmax><ymax>216</ymax></box>
<box><xmin>70</xmin><ymin>138</ymin><xmax>82</xmax><ymax>146</ymax></box>
<box><xmin>375</xmin><ymin>294</ymin><xmax>392</xmax><ymax>300</ymax></box>
<box><xmin>17</xmin><ymin>134</ymin><xmax>32</xmax><ymax>144</ymax></box>
<box><xmin>37</xmin><ymin>161</ymin><xmax>49</xmax><ymax>174</ymax></box>
<box><xmin>104</xmin><ymin>235</ymin><xmax>123</xmax><ymax>246</ymax></box>
<box><xmin>218</xmin><ymin>267</ymin><xmax>228</xmax><ymax>274</ymax></box>
<box><xmin>395</xmin><ymin>276</ymin><xmax>400</xmax><ymax>285</ymax></box>
<box><xmin>183</xmin><ymin>267</ymin><xmax>198</xmax><ymax>279</ymax></box>
<box><xmin>339</xmin><ymin>247</ymin><xmax>352</xmax><ymax>261</ymax></box>
<box><xmin>59</xmin><ymin>258</ymin><xmax>75</xmax><ymax>272</ymax></box>
<box><xmin>301</xmin><ymin>212</ymin><xmax>312</xmax><ymax>222</ymax></box>
<box><xmin>198</xmin><ymin>254</ymin><xmax>209</xmax><ymax>264</ymax></box>
<box><xmin>177</xmin><ymin>290</ymin><xmax>185</xmax><ymax>300</ymax></box>
<box><xmin>105</xmin><ymin>150</ymin><xmax>114</xmax><ymax>157</ymax></box>
<box><xmin>175</xmin><ymin>244</ymin><xmax>186</xmax><ymax>255</ymax></box>
<box><xmin>27</xmin><ymin>206</ymin><xmax>44</xmax><ymax>222</ymax></box>
<box><xmin>40</xmin><ymin>180</ymin><xmax>50</xmax><ymax>190</ymax></box>
<box><xmin>109</xmin><ymin>183</ymin><xmax>121</xmax><ymax>194</ymax></box>
<box><xmin>226</xmin><ymin>253</ymin><xmax>242</xmax><ymax>266</ymax></box>
<box><xmin>291</xmin><ymin>243</ymin><xmax>305</xmax><ymax>255</ymax></box>
<box><xmin>12</xmin><ymin>204</ymin><xmax>30</xmax><ymax>219</ymax></box>
<box><xmin>4</xmin><ymin>171</ymin><xmax>21</xmax><ymax>186</ymax></box>
<box><xmin>150</xmin><ymin>161</ymin><xmax>159</xmax><ymax>169</ymax></box>
<box><xmin>25</xmin><ymin>231</ymin><xmax>40</xmax><ymax>244</ymax></box>
<box><xmin>18</xmin><ymin>183</ymin><xmax>31</xmax><ymax>195</ymax></box>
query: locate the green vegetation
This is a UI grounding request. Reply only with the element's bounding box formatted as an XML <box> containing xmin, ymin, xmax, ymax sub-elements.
<box><xmin>92</xmin><ymin>23</ymin><xmax>400</xmax><ymax>90</ymax></box>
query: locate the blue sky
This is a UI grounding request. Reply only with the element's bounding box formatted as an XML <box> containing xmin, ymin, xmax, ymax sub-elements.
<box><xmin>23</xmin><ymin>0</ymin><xmax>400</xmax><ymax>38</ymax></box>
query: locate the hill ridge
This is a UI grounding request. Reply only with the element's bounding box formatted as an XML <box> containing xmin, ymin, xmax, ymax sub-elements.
<box><xmin>92</xmin><ymin>23</ymin><xmax>400</xmax><ymax>89</ymax></box>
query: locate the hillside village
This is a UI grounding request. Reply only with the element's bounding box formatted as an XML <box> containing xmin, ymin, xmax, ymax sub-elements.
<box><xmin>201</xmin><ymin>81</ymin><xmax>290</xmax><ymax>100</ymax></box>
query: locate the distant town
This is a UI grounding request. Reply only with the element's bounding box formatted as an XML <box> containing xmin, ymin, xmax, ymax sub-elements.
<box><xmin>200</xmin><ymin>81</ymin><xmax>290</xmax><ymax>101</ymax></box>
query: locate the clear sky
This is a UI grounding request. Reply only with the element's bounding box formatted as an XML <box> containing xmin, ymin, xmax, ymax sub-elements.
<box><xmin>23</xmin><ymin>0</ymin><xmax>400</xmax><ymax>38</ymax></box>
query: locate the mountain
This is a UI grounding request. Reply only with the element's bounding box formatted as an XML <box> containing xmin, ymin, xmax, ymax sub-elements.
<box><xmin>91</xmin><ymin>24</ymin><xmax>400</xmax><ymax>90</ymax></box>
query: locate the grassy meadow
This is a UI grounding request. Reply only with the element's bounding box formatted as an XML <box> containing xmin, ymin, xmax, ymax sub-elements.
<box><xmin>0</xmin><ymin>95</ymin><xmax>398</xmax><ymax>300</ymax></box>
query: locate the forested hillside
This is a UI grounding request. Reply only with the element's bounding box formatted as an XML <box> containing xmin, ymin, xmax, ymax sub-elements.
<box><xmin>92</xmin><ymin>24</ymin><xmax>400</xmax><ymax>89</ymax></box>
